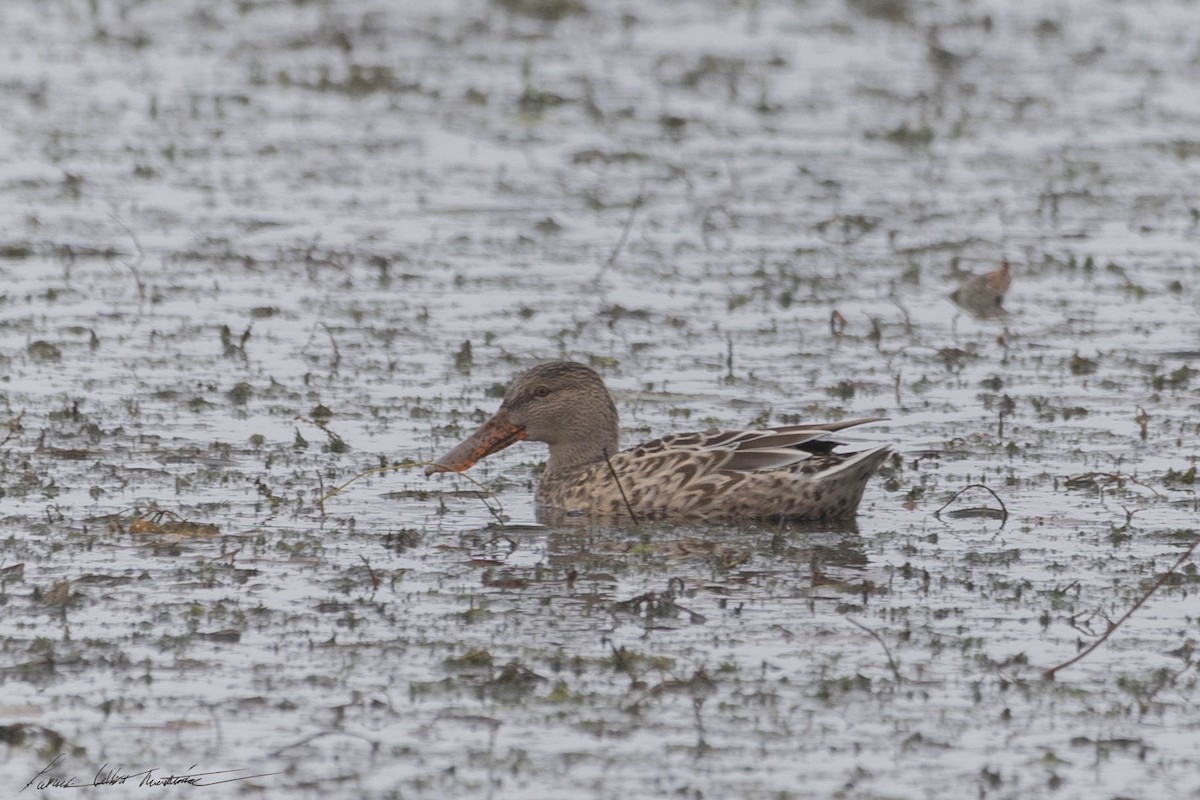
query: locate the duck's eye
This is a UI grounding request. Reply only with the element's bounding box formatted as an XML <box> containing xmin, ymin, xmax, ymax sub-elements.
<box><xmin>534</xmin><ymin>386</ymin><xmax>550</xmax><ymax>399</ymax></box>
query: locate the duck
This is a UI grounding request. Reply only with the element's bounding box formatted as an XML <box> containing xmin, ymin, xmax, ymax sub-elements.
<box><xmin>425</xmin><ymin>361</ymin><xmax>891</xmax><ymax>523</ymax></box>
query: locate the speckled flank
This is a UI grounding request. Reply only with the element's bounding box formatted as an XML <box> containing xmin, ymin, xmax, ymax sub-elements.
<box><xmin>536</xmin><ymin>442</ymin><xmax>891</xmax><ymax>522</ymax></box>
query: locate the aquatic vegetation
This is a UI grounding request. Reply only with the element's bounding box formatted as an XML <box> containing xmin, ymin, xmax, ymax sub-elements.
<box><xmin>0</xmin><ymin>0</ymin><xmax>1197</xmax><ymax>798</ymax></box>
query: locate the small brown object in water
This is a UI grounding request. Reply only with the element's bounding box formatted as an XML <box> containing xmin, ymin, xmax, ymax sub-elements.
<box><xmin>950</xmin><ymin>259</ymin><xmax>1012</xmax><ymax>318</ymax></box>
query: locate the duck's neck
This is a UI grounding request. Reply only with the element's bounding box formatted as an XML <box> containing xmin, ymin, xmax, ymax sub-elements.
<box><xmin>544</xmin><ymin>423</ymin><xmax>620</xmax><ymax>477</ymax></box>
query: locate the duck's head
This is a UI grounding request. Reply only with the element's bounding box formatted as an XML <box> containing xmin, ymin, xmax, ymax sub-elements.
<box><xmin>425</xmin><ymin>361</ymin><xmax>620</xmax><ymax>476</ymax></box>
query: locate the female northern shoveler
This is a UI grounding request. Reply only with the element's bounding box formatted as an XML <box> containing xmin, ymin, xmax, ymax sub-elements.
<box><xmin>425</xmin><ymin>361</ymin><xmax>891</xmax><ymax>522</ymax></box>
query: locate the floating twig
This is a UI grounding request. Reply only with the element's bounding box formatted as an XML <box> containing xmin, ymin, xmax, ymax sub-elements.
<box><xmin>603</xmin><ymin>448</ymin><xmax>640</xmax><ymax>524</ymax></box>
<box><xmin>320</xmin><ymin>322</ymin><xmax>342</xmax><ymax>371</ymax></box>
<box><xmin>830</xmin><ymin>309</ymin><xmax>847</xmax><ymax>337</ymax></box>
<box><xmin>360</xmin><ymin>555</ymin><xmax>379</xmax><ymax>591</ymax></box>
<box><xmin>1043</xmin><ymin>535</ymin><xmax>1200</xmax><ymax>680</ymax></box>
<box><xmin>847</xmin><ymin>618</ymin><xmax>902</xmax><ymax>684</ymax></box>
<box><xmin>593</xmin><ymin>182</ymin><xmax>645</xmax><ymax>282</ymax></box>
<box><xmin>932</xmin><ymin>483</ymin><xmax>1008</xmax><ymax>525</ymax></box>
<box><xmin>269</xmin><ymin>730</ymin><xmax>371</xmax><ymax>759</ymax></box>
<box><xmin>317</xmin><ymin>462</ymin><xmax>406</xmax><ymax>503</ymax></box>
<box><xmin>614</xmin><ymin>587</ymin><xmax>705</xmax><ymax>626</ymax></box>
<box><xmin>317</xmin><ymin>460</ymin><xmax>507</xmax><ymax>524</ymax></box>
<box><xmin>1064</xmin><ymin>471</ymin><xmax>1164</xmax><ymax>499</ymax></box>
<box><xmin>127</xmin><ymin>506</ymin><xmax>220</xmax><ymax>538</ymax></box>
<box><xmin>110</xmin><ymin>214</ymin><xmax>147</xmax><ymax>299</ymax></box>
<box><xmin>485</xmin><ymin>534</ymin><xmax>518</xmax><ymax>554</ymax></box>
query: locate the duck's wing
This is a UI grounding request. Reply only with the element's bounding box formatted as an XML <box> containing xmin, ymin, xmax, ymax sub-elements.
<box><xmin>605</xmin><ymin>419</ymin><xmax>889</xmax><ymax>519</ymax></box>
<box><xmin>632</xmin><ymin>417</ymin><xmax>886</xmax><ymax>474</ymax></box>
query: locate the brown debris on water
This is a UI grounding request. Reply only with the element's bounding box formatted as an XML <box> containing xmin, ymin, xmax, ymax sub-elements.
<box><xmin>494</xmin><ymin>0</ymin><xmax>587</xmax><ymax>21</ymax></box>
<box><xmin>830</xmin><ymin>309</ymin><xmax>848</xmax><ymax>336</ymax></box>
<box><xmin>125</xmin><ymin>506</ymin><xmax>221</xmax><ymax>539</ymax></box>
<box><xmin>950</xmin><ymin>259</ymin><xmax>1012</xmax><ymax>318</ymax></box>
<box><xmin>42</xmin><ymin>579</ymin><xmax>72</xmax><ymax>608</ymax></box>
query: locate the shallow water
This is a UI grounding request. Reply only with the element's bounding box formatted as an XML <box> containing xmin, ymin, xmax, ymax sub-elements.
<box><xmin>1</xmin><ymin>0</ymin><xmax>1199</xmax><ymax>798</ymax></box>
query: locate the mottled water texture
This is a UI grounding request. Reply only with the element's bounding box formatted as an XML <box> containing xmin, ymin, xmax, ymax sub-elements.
<box><xmin>1</xmin><ymin>0</ymin><xmax>1199</xmax><ymax>798</ymax></box>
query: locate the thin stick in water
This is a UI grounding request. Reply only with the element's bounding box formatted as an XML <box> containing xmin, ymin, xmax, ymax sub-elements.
<box><xmin>932</xmin><ymin>482</ymin><xmax>1008</xmax><ymax>524</ymax></box>
<box><xmin>1043</xmin><ymin>536</ymin><xmax>1200</xmax><ymax>680</ymax></box>
<box><xmin>593</xmin><ymin>183</ymin><xmax>645</xmax><ymax>282</ymax></box>
<box><xmin>847</xmin><ymin>617</ymin><xmax>902</xmax><ymax>684</ymax></box>
<box><xmin>603</xmin><ymin>449</ymin><xmax>640</xmax><ymax>524</ymax></box>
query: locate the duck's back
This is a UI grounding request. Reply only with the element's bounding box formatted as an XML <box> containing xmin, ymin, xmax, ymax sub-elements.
<box><xmin>535</xmin><ymin>422</ymin><xmax>890</xmax><ymax>522</ymax></box>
